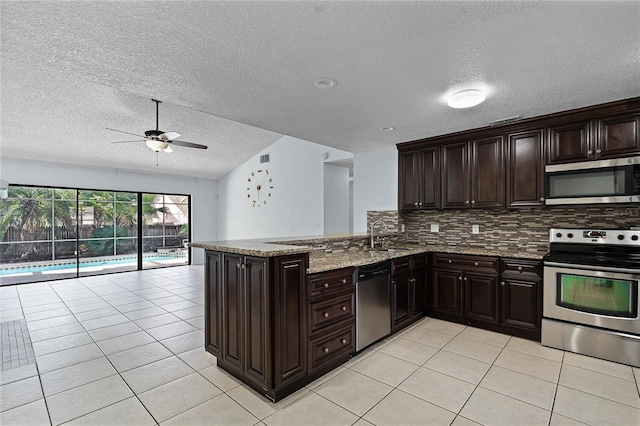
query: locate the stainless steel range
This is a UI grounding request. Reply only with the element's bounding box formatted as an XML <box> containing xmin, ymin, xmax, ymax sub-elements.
<box><xmin>542</xmin><ymin>228</ymin><xmax>640</xmax><ymax>367</ymax></box>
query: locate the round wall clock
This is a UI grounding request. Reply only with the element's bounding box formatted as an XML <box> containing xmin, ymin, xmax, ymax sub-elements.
<box><xmin>246</xmin><ymin>169</ymin><xmax>273</xmax><ymax>207</ymax></box>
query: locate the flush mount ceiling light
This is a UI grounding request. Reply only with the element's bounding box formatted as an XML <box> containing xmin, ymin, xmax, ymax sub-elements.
<box><xmin>447</xmin><ymin>89</ymin><xmax>486</xmax><ymax>109</ymax></box>
<box><xmin>314</xmin><ymin>78</ymin><xmax>337</xmax><ymax>89</ymax></box>
<box><xmin>380</xmin><ymin>126</ymin><xmax>395</xmax><ymax>131</ymax></box>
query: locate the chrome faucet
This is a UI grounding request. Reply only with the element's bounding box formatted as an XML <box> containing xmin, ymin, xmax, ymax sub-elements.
<box><xmin>370</xmin><ymin>219</ymin><xmax>388</xmax><ymax>249</ymax></box>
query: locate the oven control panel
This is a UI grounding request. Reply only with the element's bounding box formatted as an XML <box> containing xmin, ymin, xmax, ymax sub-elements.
<box><xmin>549</xmin><ymin>228</ymin><xmax>640</xmax><ymax>246</ymax></box>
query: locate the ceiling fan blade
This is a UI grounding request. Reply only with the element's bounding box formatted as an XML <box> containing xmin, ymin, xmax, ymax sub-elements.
<box><xmin>169</xmin><ymin>140</ymin><xmax>208</xmax><ymax>150</ymax></box>
<box><xmin>106</xmin><ymin>128</ymin><xmax>145</xmax><ymax>138</ymax></box>
<box><xmin>159</xmin><ymin>131</ymin><xmax>181</xmax><ymax>141</ymax></box>
<box><xmin>111</xmin><ymin>140</ymin><xmax>146</xmax><ymax>144</ymax></box>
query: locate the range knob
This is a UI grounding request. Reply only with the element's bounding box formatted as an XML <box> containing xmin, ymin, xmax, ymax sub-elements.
<box><xmin>631</xmin><ymin>235</ymin><xmax>639</xmax><ymax>241</ymax></box>
<box><xmin>567</xmin><ymin>233</ymin><xmax>574</xmax><ymax>238</ymax></box>
<box><xmin>618</xmin><ymin>234</ymin><xmax>625</xmax><ymax>241</ymax></box>
<box><xmin>556</xmin><ymin>232</ymin><xmax>563</xmax><ymax>238</ymax></box>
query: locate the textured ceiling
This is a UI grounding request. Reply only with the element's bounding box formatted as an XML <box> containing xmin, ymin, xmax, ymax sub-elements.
<box><xmin>1</xmin><ymin>1</ymin><xmax>639</xmax><ymax>180</ymax></box>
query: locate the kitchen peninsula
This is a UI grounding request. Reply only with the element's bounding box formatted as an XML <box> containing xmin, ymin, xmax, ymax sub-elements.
<box><xmin>191</xmin><ymin>234</ymin><xmax>545</xmax><ymax>401</ymax></box>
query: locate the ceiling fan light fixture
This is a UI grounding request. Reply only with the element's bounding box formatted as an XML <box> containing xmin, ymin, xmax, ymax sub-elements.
<box><xmin>145</xmin><ymin>139</ymin><xmax>169</xmax><ymax>152</ymax></box>
<box><xmin>447</xmin><ymin>89</ymin><xmax>486</xmax><ymax>109</ymax></box>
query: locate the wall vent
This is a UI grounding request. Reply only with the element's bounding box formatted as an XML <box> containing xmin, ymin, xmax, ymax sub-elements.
<box><xmin>260</xmin><ymin>154</ymin><xmax>270</xmax><ymax>164</ymax></box>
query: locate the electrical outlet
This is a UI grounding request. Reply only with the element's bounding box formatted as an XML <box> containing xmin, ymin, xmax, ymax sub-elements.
<box><xmin>431</xmin><ymin>224</ymin><xmax>439</xmax><ymax>233</ymax></box>
<box><xmin>472</xmin><ymin>225</ymin><xmax>480</xmax><ymax>234</ymax></box>
<box><xmin>401</xmin><ymin>224</ymin><xmax>406</xmax><ymax>233</ymax></box>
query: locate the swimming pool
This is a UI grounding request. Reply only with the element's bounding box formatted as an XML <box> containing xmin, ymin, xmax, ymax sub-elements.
<box><xmin>0</xmin><ymin>255</ymin><xmax>186</xmax><ymax>276</ymax></box>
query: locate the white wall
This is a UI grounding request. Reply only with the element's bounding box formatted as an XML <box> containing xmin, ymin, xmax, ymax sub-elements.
<box><xmin>352</xmin><ymin>145</ymin><xmax>398</xmax><ymax>233</ymax></box>
<box><xmin>217</xmin><ymin>135</ymin><xmax>352</xmax><ymax>240</ymax></box>
<box><xmin>323</xmin><ymin>164</ymin><xmax>351</xmax><ymax>235</ymax></box>
<box><xmin>0</xmin><ymin>159</ymin><xmax>218</xmax><ymax>264</ymax></box>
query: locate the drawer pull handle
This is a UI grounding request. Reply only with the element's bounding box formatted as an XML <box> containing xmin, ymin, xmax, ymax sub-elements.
<box><xmin>341</xmin><ymin>278</ymin><xmax>347</xmax><ymax>284</ymax></box>
<box><xmin>323</xmin><ymin>312</ymin><xmax>329</xmax><ymax>318</ymax></box>
<box><xmin>341</xmin><ymin>339</ymin><xmax>347</xmax><ymax>344</ymax></box>
<box><xmin>341</xmin><ymin>306</ymin><xmax>347</xmax><ymax>311</ymax></box>
<box><xmin>323</xmin><ymin>347</ymin><xmax>329</xmax><ymax>353</ymax></box>
<box><xmin>324</xmin><ymin>283</ymin><xmax>329</xmax><ymax>288</ymax></box>
<box><xmin>474</xmin><ymin>262</ymin><xmax>478</xmax><ymax>267</ymax></box>
<box><xmin>448</xmin><ymin>259</ymin><xmax>452</xmax><ymax>264</ymax></box>
<box><xmin>501</xmin><ymin>281</ymin><xmax>506</xmax><ymax>286</ymax></box>
<box><xmin>517</xmin><ymin>266</ymin><xmax>523</xmax><ymax>272</ymax></box>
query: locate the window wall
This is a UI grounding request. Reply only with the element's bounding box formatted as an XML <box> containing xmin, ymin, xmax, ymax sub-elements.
<box><xmin>0</xmin><ymin>185</ymin><xmax>190</xmax><ymax>285</ymax></box>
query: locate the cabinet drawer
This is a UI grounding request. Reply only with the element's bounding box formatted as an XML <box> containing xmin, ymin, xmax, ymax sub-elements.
<box><xmin>501</xmin><ymin>259</ymin><xmax>541</xmax><ymax>276</ymax></box>
<box><xmin>432</xmin><ymin>253</ymin><xmax>498</xmax><ymax>271</ymax></box>
<box><xmin>392</xmin><ymin>257</ymin><xmax>411</xmax><ymax>277</ymax></box>
<box><xmin>308</xmin><ymin>325</ymin><xmax>354</xmax><ymax>372</ymax></box>
<box><xmin>309</xmin><ymin>293</ymin><xmax>354</xmax><ymax>334</ymax></box>
<box><xmin>308</xmin><ymin>268</ymin><xmax>354</xmax><ymax>299</ymax></box>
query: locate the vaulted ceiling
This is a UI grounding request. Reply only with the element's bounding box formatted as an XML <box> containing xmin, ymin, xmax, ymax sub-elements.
<box><xmin>1</xmin><ymin>1</ymin><xmax>639</xmax><ymax>179</ymax></box>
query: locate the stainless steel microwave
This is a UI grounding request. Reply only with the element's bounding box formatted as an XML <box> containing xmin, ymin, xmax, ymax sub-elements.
<box><xmin>545</xmin><ymin>156</ymin><xmax>640</xmax><ymax>205</ymax></box>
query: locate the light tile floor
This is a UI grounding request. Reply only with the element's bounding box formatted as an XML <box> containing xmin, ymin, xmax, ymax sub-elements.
<box><xmin>1</xmin><ymin>266</ymin><xmax>639</xmax><ymax>425</ymax></box>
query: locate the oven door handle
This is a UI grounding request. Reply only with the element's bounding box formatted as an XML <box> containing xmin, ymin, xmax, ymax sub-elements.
<box><xmin>544</xmin><ymin>261</ymin><xmax>640</xmax><ymax>276</ymax></box>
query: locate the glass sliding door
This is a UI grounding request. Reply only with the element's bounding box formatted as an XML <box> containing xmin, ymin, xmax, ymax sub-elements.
<box><xmin>142</xmin><ymin>193</ymin><xmax>190</xmax><ymax>269</ymax></box>
<box><xmin>0</xmin><ymin>186</ymin><xmax>77</xmax><ymax>284</ymax></box>
<box><xmin>77</xmin><ymin>190</ymin><xmax>138</xmax><ymax>277</ymax></box>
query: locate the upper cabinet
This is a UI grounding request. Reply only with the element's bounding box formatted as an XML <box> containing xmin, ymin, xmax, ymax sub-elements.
<box><xmin>397</xmin><ymin>97</ymin><xmax>640</xmax><ymax>211</ymax></box>
<box><xmin>441</xmin><ymin>137</ymin><xmax>504</xmax><ymax>209</ymax></box>
<box><xmin>398</xmin><ymin>147</ymin><xmax>439</xmax><ymax>210</ymax></box>
<box><xmin>547</xmin><ymin>113</ymin><xmax>640</xmax><ymax>164</ymax></box>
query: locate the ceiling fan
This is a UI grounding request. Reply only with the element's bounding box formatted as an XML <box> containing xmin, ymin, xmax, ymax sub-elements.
<box><xmin>107</xmin><ymin>99</ymin><xmax>208</xmax><ymax>156</ymax></box>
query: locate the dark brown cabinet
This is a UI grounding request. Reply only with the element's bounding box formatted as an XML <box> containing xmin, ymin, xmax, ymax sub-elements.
<box><xmin>306</xmin><ymin>267</ymin><xmax>355</xmax><ymax>374</ymax></box>
<box><xmin>398</xmin><ymin>147</ymin><xmax>439</xmax><ymax>210</ymax></box>
<box><xmin>441</xmin><ymin>137</ymin><xmax>504</xmax><ymax>209</ymax></box>
<box><xmin>547</xmin><ymin>113</ymin><xmax>640</xmax><ymax>164</ymax></box>
<box><xmin>205</xmin><ymin>250</ymin><xmax>307</xmax><ymax>401</ymax></box>
<box><xmin>464</xmin><ymin>272</ymin><xmax>499</xmax><ymax>324</ymax></box>
<box><xmin>506</xmin><ymin>130</ymin><xmax>545</xmax><ymax>208</ymax></box>
<box><xmin>500</xmin><ymin>259</ymin><xmax>542</xmax><ymax>340</ymax></box>
<box><xmin>391</xmin><ymin>255</ymin><xmax>429</xmax><ymax>332</ymax></box>
<box><xmin>432</xmin><ymin>267</ymin><xmax>463</xmax><ymax>317</ymax></box>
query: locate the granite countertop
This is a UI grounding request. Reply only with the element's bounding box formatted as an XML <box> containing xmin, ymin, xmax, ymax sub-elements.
<box><xmin>189</xmin><ymin>240</ymin><xmax>311</xmax><ymax>257</ymax></box>
<box><xmin>308</xmin><ymin>245</ymin><xmax>546</xmax><ymax>274</ymax></box>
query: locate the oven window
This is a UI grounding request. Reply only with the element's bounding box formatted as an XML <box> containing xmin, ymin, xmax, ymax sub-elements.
<box><xmin>557</xmin><ymin>274</ymin><xmax>638</xmax><ymax>318</ymax></box>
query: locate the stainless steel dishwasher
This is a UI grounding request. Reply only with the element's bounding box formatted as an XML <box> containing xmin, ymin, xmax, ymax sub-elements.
<box><xmin>356</xmin><ymin>261</ymin><xmax>391</xmax><ymax>351</ymax></box>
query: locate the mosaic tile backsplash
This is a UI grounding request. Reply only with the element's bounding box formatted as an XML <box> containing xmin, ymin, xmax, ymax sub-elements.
<box><xmin>368</xmin><ymin>204</ymin><xmax>640</xmax><ymax>254</ymax></box>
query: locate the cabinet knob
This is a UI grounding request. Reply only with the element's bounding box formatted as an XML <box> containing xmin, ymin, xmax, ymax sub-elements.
<box><xmin>587</xmin><ymin>150</ymin><xmax>593</xmax><ymax>155</ymax></box>
<box><xmin>414</xmin><ymin>202</ymin><xmax>419</xmax><ymax>206</ymax></box>
<box><xmin>501</xmin><ymin>281</ymin><xmax>506</xmax><ymax>286</ymax></box>
<box><xmin>448</xmin><ymin>259</ymin><xmax>452</xmax><ymax>264</ymax></box>
<box><xmin>419</xmin><ymin>202</ymin><xmax>423</xmax><ymax>206</ymax></box>
<box><xmin>236</xmin><ymin>262</ymin><xmax>241</xmax><ymax>269</ymax></box>
<box><xmin>474</xmin><ymin>262</ymin><xmax>478</xmax><ymax>267</ymax></box>
<box><xmin>241</xmin><ymin>264</ymin><xmax>246</xmax><ymax>270</ymax></box>
<box><xmin>341</xmin><ymin>306</ymin><xmax>347</xmax><ymax>311</ymax></box>
<box><xmin>324</xmin><ymin>283</ymin><xmax>329</xmax><ymax>288</ymax></box>
<box><xmin>596</xmin><ymin>149</ymin><xmax>602</xmax><ymax>154</ymax></box>
<box><xmin>323</xmin><ymin>312</ymin><xmax>329</xmax><ymax>318</ymax></box>
<box><xmin>341</xmin><ymin>339</ymin><xmax>347</xmax><ymax>344</ymax></box>
<box><xmin>323</xmin><ymin>347</ymin><xmax>329</xmax><ymax>353</ymax></box>
<box><xmin>465</xmin><ymin>200</ymin><xmax>470</xmax><ymax>204</ymax></box>
<box><xmin>540</xmin><ymin>197</ymin><xmax>545</xmax><ymax>202</ymax></box>
<box><xmin>341</xmin><ymin>278</ymin><xmax>347</xmax><ymax>284</ymax></box>
<box><xmin>471</xmin><ymin>200</ymin><xmax>476</xmax><ymax>204</ymax></box>
<box><xmin>463</xmin><ymin>277</ymin><xmax>467</xmax><ymax>281</ymax></box>
<box><xmin>458</xmin><ymin>276</ymin><xmax>462</xmax><ymax>281</ymax></box>
<box><xmin>517</xmin><ymin>266</ymin><xmax>523</xmax><ymax>272</ymax></box>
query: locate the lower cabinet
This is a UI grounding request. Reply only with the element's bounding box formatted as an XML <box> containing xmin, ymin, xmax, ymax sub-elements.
<box><xmin>391</xmin><ymin>255</ymin><xmax>429</xmax><ymax>333</ymax></box>
<box><xmin>431</xmin><ymin>253</ymin><xmax>541</xmax><ymax>340</ymax></box>
<box><xmin>205</xmin><ymin>250</ymin><xmax>307</xmax><ymax>401</ymax></box>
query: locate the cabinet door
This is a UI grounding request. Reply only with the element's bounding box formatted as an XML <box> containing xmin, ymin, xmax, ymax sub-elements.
<box><xmin>547</xmin><ymin>121</ymin><xmax>592</xmax><ymax>164</ymax></box>
<box><xmin>597</xmin><ymin>114</ymin><xmax>640</xmax><ymax>159</ymax></box>
<box><xmin>506</xmin><ymin>130</ymin><xmax>545</xmax><ymax>208</ymax></box>
<box><xmin>243</xmin><ymin>256</ymin><xmax>270</xmax><ymax>389</ymax></box>
<box><xmin>420</xmin><ymin>147</ymin><xmax>440</xmax><ymax>209</ymax></box>
<box><xmin>442</xmin><ymin>142</ymin><xmax>470</xmax><ymax>209</ymax></box>
<box><xmin>273</xmin><ymin>255</ymin><xmax>307</xmax><ymax>389</ymax></box>
<box><xmin>432</xmin><ymin>268</ymin><xmax>463</xmax><ymax>316</ymax></box>
<box><xmin>205</xmin><ymin>251</ymin><xmax>221</xmax><ymax>356</ymax></box>
<box><xmin>501</xmin><ymin>276</ymin><xmax>540</xmax><ymax>332</ymax></box>
<box><xmin>464</xmin><ymin>272</ymin><xmax>499</xmax><ymax>323</ymax></box>
<box><xmin>398</xmin><ymin>150</ymin><xmax>421</xmax><ymax>210</ymax></box>
<box><xmin>471</xmin><ymin>136</ymin><xmax>504</xmax><ymax>208</ymax></box>
<box><xmin>391</xmin><ymin>274</ymin><xmax>412</xmax><ymax>331</ymax></box>
<box><xmin>222</xmin><ymin>253</ymin><xmax>244</xmax><ymax>372</ymax></box>
<box><xmin>412</xmin><ymin>266</ymin><xmax>428</xmax><ymax>315</ymax></box>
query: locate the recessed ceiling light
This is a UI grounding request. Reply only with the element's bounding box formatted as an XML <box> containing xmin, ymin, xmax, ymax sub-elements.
<box><xmin>380</xmin><ymin>126</ymin><xmax>395</xmax><ymax>131</ymax></box>
<box><xmin>447</xmin><ymin>89</ymin><xmax>486</xmax><ymax>109</ymax></box>
<box><xmin>314</xmin><ymin>78</ymin><xmax>337</xmax><ymax>89</ymax></box>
